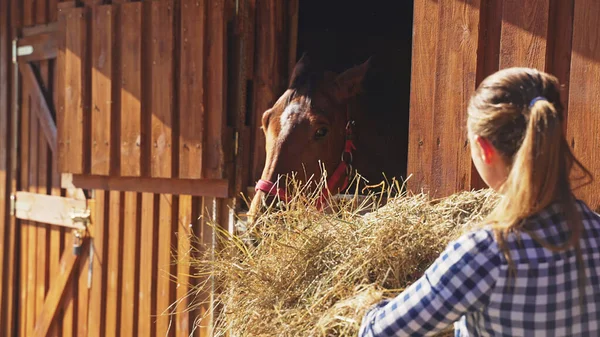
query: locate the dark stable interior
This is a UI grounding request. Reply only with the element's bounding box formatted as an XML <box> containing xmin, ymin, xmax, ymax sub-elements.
<box><xmin>296</xmin><ymin>0</ymin><xmax>414</xmax><ymax>75</ymax></box>
<box><xmin>295</xmin><ymin>0</ymin><xmax>414</xmax><ymax>182</ymax></box>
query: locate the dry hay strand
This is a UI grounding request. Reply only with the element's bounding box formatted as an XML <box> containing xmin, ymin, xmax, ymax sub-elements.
<box><xmin>182</xmin><ymin>177</ymin><xmax>500</xmax><ymax>337</ymax></box>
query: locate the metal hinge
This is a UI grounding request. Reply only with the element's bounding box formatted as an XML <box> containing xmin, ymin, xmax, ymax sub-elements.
<box><xmin>9</xmin><ymin>194</ymin><xmax>15</xmax><ymax>216</ymax></box>
<box><xmin>234</xmin><ymin>130</ymin><xmax>239</xmax><ymax>157</ymax></box>
<box><xmin>12</xmin><ymin>38</ymin><xmax>34</xmax><ymax>64</ymax></box>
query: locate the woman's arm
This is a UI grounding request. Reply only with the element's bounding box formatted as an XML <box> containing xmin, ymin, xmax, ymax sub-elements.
<box><xmin>358</xmin><ymin>230</ymin><xmax>501</xmax><ymax>337</ymax></box>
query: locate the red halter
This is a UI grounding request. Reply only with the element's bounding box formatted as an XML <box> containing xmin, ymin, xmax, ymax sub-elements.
<box><xmin>255</xmin><ymin>106</ymin><xmax>356</xmax><ymax>210</ymax></box>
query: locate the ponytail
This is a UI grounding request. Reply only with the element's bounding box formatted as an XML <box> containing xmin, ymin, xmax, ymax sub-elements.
<box><xmin>468</xmin><ymin>68</ymin><xmax>595</xmax><ymax>304</ymax></box>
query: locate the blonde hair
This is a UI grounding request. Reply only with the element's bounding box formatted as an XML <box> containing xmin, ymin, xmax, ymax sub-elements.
<box><xmin>467</xmin><ymin>68</ymin><xmax>593</xmax><ymax>294</ymax></box>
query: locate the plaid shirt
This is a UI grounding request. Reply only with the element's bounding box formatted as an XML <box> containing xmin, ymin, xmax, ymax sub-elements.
<box><xmin>359</xmin><ymin>199</ymin><xmax>600</xmax><ymax>336</ymax></box>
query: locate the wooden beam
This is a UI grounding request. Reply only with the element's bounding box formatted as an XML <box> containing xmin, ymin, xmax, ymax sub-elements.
<box><xmin>20</xmin><ymin>22</ymin><xmax>58</xmax><ymax>37</ymax></box>
<box><xmin>31</xmin><ymin>244</ymin><xmax>82</xmax><ymax>337</ymax></box>
<box><xmin>13</xmin><ymin>192</ymin><xmax>88</xmax><ymax>230</ymax></box>
<box><xmin>17</xmin><ymin>31</ymin><xmax>58</xmax><ymax>63</ymax></box>
<box><xmin>20</xmin><ymin>63</ymin><xmax>57</xmax><ymax>156</ymax></box>
<box><xmin>62</xmin><ymin>174</ymin><xmax>230</xmax><ymax>198</ymax></box>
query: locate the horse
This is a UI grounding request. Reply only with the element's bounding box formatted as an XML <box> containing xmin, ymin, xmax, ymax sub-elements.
<box><xmin>245</xmin><ymin>52</ymin><xmax>410</xmax><ymax>226</ymax></box>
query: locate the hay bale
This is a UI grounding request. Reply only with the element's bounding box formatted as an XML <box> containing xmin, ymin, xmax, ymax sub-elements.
<box><xmin>187</xmin><ymin>187</ymin><xmax>500</xmax><ymax>337</ymax></box>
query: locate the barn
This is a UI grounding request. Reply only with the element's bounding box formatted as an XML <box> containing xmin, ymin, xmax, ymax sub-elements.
<box><xmin>0</xmin><ymin>0</ymin><xmax>599</xmax><ymax>336</ymax></box>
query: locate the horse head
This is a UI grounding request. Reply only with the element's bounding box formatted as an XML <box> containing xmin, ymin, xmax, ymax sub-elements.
<box><xmin>246</xmin><ymin>53</ymin><xmax>371</xmax><ymax>224</ymax></box>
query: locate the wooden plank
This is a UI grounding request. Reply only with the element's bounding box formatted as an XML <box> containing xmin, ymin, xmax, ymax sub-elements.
<box><xmin>471</xmin><ymin>0</ymin><xmax>502</xmax><ymax>190</ymax></box>
<box><xmin>407</xmin><ymin>0</ymin><xmax>480</xmax><ymax>198</ymax></box>
<box><xmin>157</xmin><ymin>194</ymin><xmax>176</xmax><ymax>337</ymax></box>
<box><xmin>77</xmin><ymin>230</ymin><xmax>90</xmax><ymax>336</ymax></box>
<box><xmin>176</xmin><ymin>195</ymin><xmax>192</xmax><ymax>337</ymax></box>
<box><xmin>65</xmin><ymin>174</ymin><xmax>230</xmax><ymax>198</ymax></box>
<box><xmin>138</xmin><ymin>192</ymin><xmax>158</xmax><ymax>337</ymax></box>
<box><xmin>406</xmin><ymin>0</ymin><xmax>439</xmax><ymax>195</ymax></box>
<box><xmin>105</xmin><ymin>190</ymin><xmax>123</xmax><ymax>337</ymax></box>
<box><xmin>431</xmin><ymin>1</ymin><xmax>480</xmax><ymax>197</ymax></box>
<box><xmin>546</xmin><ymin>0</ymin><xmax>575</xmax><ymax>125</ymax></box>
<box><xmin>189</xmin><ymin>197</ymin><xmax>203</xmax><ymax>337</ymax></box>
<box><xmin>31</xmin><ymin>244</ymin><xmax>82</xmax><ymax>337</ymax></box>
<box><xmin>36</xmin><ymin>0</ymin><xmax>48</xmax><ymax>25</ymax></box>
<box><xmin>24</xmin><ymin>0</ymin><xmax>35</xmax><ymax>27</ymax></box>
<box><xmin>0</xmin><ymin>0</ymin><xmax>9</xmax><ymax>332</ymax></box>
<box><xmin>149</xmin><ymin>0</ymin><xmax>174</xmax><ymax>178</ymax></box>
<box><xmin>17</xmin><ymin>32</ymin><xmax>58</xmax><ymax>63</ymax></box>
<box><xmin>88</xmin><ymin>191</ymin><xmax>107</xmax><ymax>337</ymax></box>
<box><xmin>287</xmin><ymin>0</ymin><xmax>299</xmax><ymax>76</ymax></box>
<box><xmin>21</xmin><ymin>64</ymin><xmax>57</xmax><ymax>155</ymax></box>
<box><xmin>499</xmin><ymin>0</ymin><xmax>549</xmax><ymax>69</ymax></box>
<box><xmin>120</xmin><ymin>192</ymin><xmax>140</xmax><ymax>337</ymax></box>
<box><xmin>19</xmin><ymin>86</ymin><xmax>31</xmax><ymax>337</ymax></box>
<box><xmin>49</xmin><ymin>129</ymin><xmax>63</xmax><ymax>337</ymax></box>
<box><xmin>197</xmin><ymin>197</ymin><xmax>214</xmax><ymax>336</ymax></box>
<box><xmin>204</xmin><ymin>0</ymin><xmax>225</xmax><ymax>179</ymax></box>
<box><xmin>567</xmin><ymin>0</ymin><xmax>600</xmax><ymax>210</ymax></box>
<box><xmin>49</xmin><ymin>0</ymin><xmax>58</xmax><ymax>22</ymax></box>
<box><xmin>36</xmin><ymin>117</ymin><xmax>50</xmax><ymax>328</ymax></box>
<box><xmin>251</xmin><ymin>0</ymin><xmax>286</xmax><ymax>184</ymax></box>
<box><xmin>58</xmin><ymin>7</ymin><xmax>90</xmax><ymax>174</ymax></box>
<box><xmin>179</xmin><ymin>0</ymin><xmax>205</xmax><ymax>179</ymax></box>
<box><xmin>120</xmin><ymin>2</ymin><xmax>142</xmax><ymax>177</ymax></box>
<box><xmin>21</xmin><ymin>21</ymin><xmax>58</xmax><ymax>37</ymax></box>
<box><xmin>91</xmin><ymin>5</ymin><xmax>115</xmax><ymax>175</ymax></box>
<box><xmin>14</xmin><ymin>192</ymin><xmax>88</xmax><ymax>229</ymax></box>
<box><xmin>26</xmin><ymin>92</ymin><xmax>40</xmax><ymax>337</ymax></box>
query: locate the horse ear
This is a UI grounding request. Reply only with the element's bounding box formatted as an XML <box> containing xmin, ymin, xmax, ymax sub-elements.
<box><xmin>288</xmin><ymin>52</ymin><xmax>311</xmax><ymax>89</ymax></box>
<box><xmin>332</xmin><ymin>57</ymin><xmax>371</xmax><ymax>102</ymax></box>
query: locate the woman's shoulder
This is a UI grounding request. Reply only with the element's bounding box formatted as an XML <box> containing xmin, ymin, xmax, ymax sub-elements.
<box><xmin>438</xmin><ymin>227</ymin><xmax>503</xmax><ymax>265</ymax></box>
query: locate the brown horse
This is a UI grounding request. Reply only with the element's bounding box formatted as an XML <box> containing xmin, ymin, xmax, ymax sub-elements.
<box><xmin>246</xmin><ymin>53</ymin><xmax>409</xmax><ymax>224</ymax></box>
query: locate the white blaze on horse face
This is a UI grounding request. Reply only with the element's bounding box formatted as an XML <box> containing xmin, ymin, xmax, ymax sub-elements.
<box><xmin>279</xmin><ymin>102</ymin><xmax>302</xmax><ymax>137</ymax></box>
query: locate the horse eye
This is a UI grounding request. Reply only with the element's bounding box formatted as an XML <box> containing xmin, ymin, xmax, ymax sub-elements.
<box><xmin>315</xmin><ymin>127</ymin><xmax>329</xmax><ymax>139</ymax></box>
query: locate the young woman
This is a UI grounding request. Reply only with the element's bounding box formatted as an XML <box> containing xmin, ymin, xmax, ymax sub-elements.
<box><xmin>359</xmin><ymin>67</ymin><xmax>599</xmax><ymax>336</ymax></box>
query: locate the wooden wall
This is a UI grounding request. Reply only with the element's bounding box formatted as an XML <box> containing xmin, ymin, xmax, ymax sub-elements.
<box><xmin>1</xmin><ymin>0</ymin><xmax>240</xmax><ymax>336</ymax></box>
<box><xmin>407</xmin><ymin>0</ymin><xmax>600</xmax><ymax>211</ymax></box>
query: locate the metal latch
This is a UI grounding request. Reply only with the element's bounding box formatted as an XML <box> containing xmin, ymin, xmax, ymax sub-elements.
<box><xmin>70</xmin><ymin>208</ymin><xmax>90</xmax><ymax>256</ymax></box>
<box><xmin>70</xmin><ymin>208</ymin><xmax>91</xmax><ymax>227</ymax></box>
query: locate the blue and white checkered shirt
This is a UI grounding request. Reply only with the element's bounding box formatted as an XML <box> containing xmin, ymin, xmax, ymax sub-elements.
<box><xmin>359</xmin><ymin>199</ymin><xmax>600</xmax><ymax>336</ymax></box>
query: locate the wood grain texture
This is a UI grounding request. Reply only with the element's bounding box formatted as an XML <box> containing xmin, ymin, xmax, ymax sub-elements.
<box><xmin>150</xmin><ymin>0</ymin><xmax>174</xmax><ymax>178</ymax></box>
<box><xmin>546</xmin><ymin>0</ymin><xmax>575</xmax><ymax>124</ymax></box>
<box><xmin>105</xmin><ymin>190</ymin><xmax>123</xmax><ymax>337</ymax></box>
<box><xmin>176</xmin><ymin>195</ymin><xmax>192</xmax><ymax>337</ymax></box>
<box><xmin>204</xmin><ymin>0</ymin><xmax>225</xmax><ymax>179</ymax></box>
<box><xmin>157</xmin><ymin>194</ymin><xmax>176</xmax><ymax>337</ymax></box>
<box><xmin>120</xmin><ymin>191</ymin><xmax>140</xmax><ymax>337</ymax></box>
<box><xmin>500</xmin><ymin>0</ymin><xmax>549</xmax><ymax>69</ymax></box>
<box><xmin>406</xmin><ymin>0</ymin><xmax>440</xmax><ymax>195</ymax></box>
<box><xmin>19</xmin><ymin>86</ymin><xmax>31</xmax><ymax>337</ymax></box>
<box><xmin>36</xmin><ymin>0</ymin><xmax>48</xmax><ymax>25</ymax></box>
<box><xmin>27</xmin><ymin>91</ymin><xmax>39</xmax><ymax>337</ymax></box>
<box><xmin>58</xmin><ymin>7</ymin><xmax>89</xmax><ymax>174</ymax></box>
<box><xmin>567</xmin><ymin>0</ymin><xmax>600</xmax><ymax>210</ymax></box>
<box><xmin>91</xmin><ymin>5</ymin><xmax>114</xmax><ymax>175</ymax></box>
<box><xmin>88</xmin><ymin>190</ymin><xmax>108</xmax><ymax>337</ymax></box>
<box><xmin>179</xmin><ymin>0</ymin><xmax>205</xmax><ymax>179</ymax></box>
<box><xmin>407</xmin><ymin>0</ymin><xmax>480</xmax><ymax>198</ymax></box>
<box><xmin>23</xmin><ymin>0</ymin><xmax>35</xmax><ymax>26</ymax></box>
<box><xmin>138</xmin><ymin>192</ymin><xmax>158</xmax><ymax>337</ymax></box>
<box><xmin>36</xmin><ymin>117</ymin><xmax>50</xmax><ymax>328</ymax></box>
<box><xmin>0</xmin><ymin>1</ymin><xmax>11</xmax><ymax>334</ymax></box>
<box><xmin>119</xmin><ymin>3</ymin><xmax>142</xmax><ymax>177</ymax></box>
<box><xmin>31</xmin><ymin>243</ymin><xmax>82</xmax><ymax>337</ymax></box>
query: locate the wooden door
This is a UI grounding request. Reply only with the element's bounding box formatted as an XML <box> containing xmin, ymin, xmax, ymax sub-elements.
<box><xmin>12</xmin><ymin>22</ymin><xmax>93</xmax><ymax>337</ymax></box>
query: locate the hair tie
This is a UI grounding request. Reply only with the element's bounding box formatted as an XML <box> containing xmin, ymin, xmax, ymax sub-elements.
<box><xmin>529</xmin><ymin>96</ymin><xmax>547</xmax><ymax>108</ymax></box>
